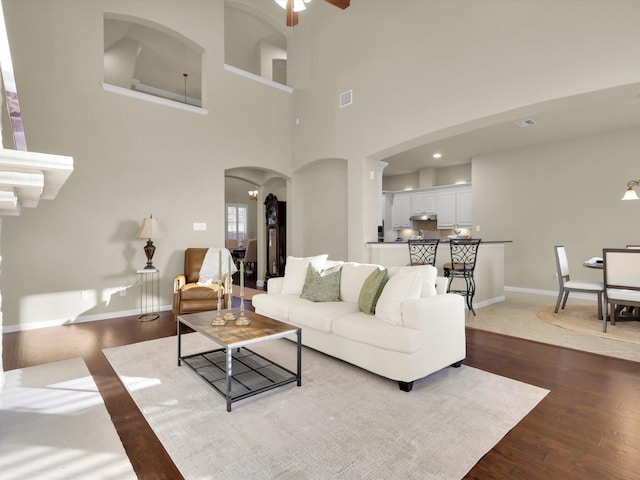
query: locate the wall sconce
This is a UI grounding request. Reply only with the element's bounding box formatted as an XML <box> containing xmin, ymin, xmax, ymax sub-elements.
<box><xmin>248</xmin><ymin>190</ymin><xmax>258</xmax><ymax>201</ymax></box>
<box><xmin>622</xmin><ymin>180</ymin><xmax>640</xmax><ymax>200</ymax></box>
<box><xmin>135</xmin><ymin>214</ymin><xmax>163</xmax><ymax>269</ymax></box>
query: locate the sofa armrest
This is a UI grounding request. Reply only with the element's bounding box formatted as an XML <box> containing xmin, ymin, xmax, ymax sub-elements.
<box><xmin>401</xmin><ymin>293</ymin><xmax>466</xmax><ymax>374</ymax></box>
<box><xmin>267</xmin><ymin>276</ymin><xmax>284</xmax><ymax>294</ymax></box>
<box><xmin>401</xmin><ymin>293</ymin><xmax>465</xmax><ymax>333</ymax></box>
<box><xmin>435</xmin><ymin>276</ymin><xmax>448</xmax><ymax>295</ymax></box>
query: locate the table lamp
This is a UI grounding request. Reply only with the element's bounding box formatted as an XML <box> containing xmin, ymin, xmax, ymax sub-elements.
<box><xmin>136</xmin><ymin>214</ymin><xmax>163</xmax><ymax>269</ymax></box>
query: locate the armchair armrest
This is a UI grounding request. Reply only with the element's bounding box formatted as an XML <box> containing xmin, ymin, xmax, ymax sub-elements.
<box><xmin>174</xmin><ymin>274</ymin><xmax>186</xmax><ymax>294</ymax></box>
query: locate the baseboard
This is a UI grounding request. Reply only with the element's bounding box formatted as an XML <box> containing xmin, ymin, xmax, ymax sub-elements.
<box><xmin>474</xmin><ymin>296</ymin><xmax>506</xmax><ymax>310</ymax></box>
<box><xmin>3</xmin><ymin>304</ymin><xmax>173</xmax><ymax>333</ymax></box>
<box><xmin>504</xmin><ymin>285</ymin><xmax>599</xmax><ymax>302</ymax></box>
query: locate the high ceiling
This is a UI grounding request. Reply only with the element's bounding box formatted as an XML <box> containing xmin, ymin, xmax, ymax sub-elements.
<box><xmin>380</xmin><ymin>82</ymin><xmax>640</xmax><ymax>176</ymax></box>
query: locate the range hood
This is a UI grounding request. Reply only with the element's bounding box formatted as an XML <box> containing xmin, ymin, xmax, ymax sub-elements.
<box><xmin>410</xmin><ymin>213</ymin><xmax>437</xmax><ymax>221</ymax></box>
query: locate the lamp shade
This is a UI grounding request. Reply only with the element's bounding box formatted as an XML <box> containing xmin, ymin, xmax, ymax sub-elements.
<box><xmin>136</xmin><ymin>217</ymin><xmax>163</xmax><ymax>239</ymax></box>
<box><xmin>622</xmin><ymin>187</ymin><xmax>640</xmax><ymax>201</ymax></box>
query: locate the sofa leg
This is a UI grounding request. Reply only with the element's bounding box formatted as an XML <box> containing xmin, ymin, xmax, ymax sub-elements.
<box><xmin>398</xmin><ymin>381</ymin><xmax>413</xmax><ymax>392</ymax></box>
<box><xmin>451</xmin><ymin>360</ymin><xmax>463</xmax><ymax>368</ymax></box>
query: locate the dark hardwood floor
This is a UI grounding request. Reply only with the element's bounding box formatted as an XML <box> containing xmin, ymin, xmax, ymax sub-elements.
<box><xmin>4</xmin><ymin>308</ymin><xmax>640</xmax><ymax>479</ymax></box>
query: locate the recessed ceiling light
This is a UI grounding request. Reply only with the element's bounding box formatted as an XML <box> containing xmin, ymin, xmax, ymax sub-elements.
<box><xmin>515</xmin><ymin>119</ymin><xmax>537</xmax><ymax>127</ymax></box>
<box><xmin>433</xmin><ymin>153</ymin><xmax>442</xmax><ymax>159</ymax></box>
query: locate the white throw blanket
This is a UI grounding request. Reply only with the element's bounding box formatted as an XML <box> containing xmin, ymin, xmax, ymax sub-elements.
<box><xmin>198</xmin><ymin>248</ymin><xmax>237</xmax><ymax>285</ymax></box>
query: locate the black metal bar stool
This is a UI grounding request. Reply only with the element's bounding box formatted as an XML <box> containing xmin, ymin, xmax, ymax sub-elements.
<box><xmin>408</xmin><ymin>239</ymin><xmax>440</xmax><ymax>266</ymax></box>
<box><xmin>443</xmin><ymin>239</ymin><xmax>481</xmax><ymax>315</ymax></box>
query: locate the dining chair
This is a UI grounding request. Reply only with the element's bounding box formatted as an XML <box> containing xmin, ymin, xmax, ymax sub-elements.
<box><xmin>408</xmin><ymin>239</ymin><xmax>440</xmax><ymax>266</ymax></box>
<box><xmin>443</xmin><ymin>238</ymin><xmax>481</xmax><ymax>315</ymax></box>
<box><xmin>602</xmin><ymin>248</ymin><xmax>640</xmax><ymax>332</ymax></box>
<box><xmin>225</xmin><ymin>239</ymin><xmax>238</xmax><ymax>250</ymax></box>
<box><xmin>554</xmin><ymin>245</ymin><xmax>604</xmax><ymax>320</ymax></box>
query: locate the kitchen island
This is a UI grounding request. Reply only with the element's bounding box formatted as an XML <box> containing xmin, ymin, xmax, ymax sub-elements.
<box><xmin>367</xmin><ymin>240</ymin><xmax>511</xmax><ymax>309</ymax></box>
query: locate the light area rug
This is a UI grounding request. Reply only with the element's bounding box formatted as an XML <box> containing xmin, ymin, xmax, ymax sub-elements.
<box><xmin>104</xmin><ymin>334</ymin><xmax>548</xmax><ymax>479</ymax></box>
<box><xmin>536</xmin><ymin>305</ymin><xmax>640</xmax><ymax>344</ymax></box>
<box><xmin>0</xmin><ymin>358</ymin><xmax>136</xmax><ymax>480</ymax></box>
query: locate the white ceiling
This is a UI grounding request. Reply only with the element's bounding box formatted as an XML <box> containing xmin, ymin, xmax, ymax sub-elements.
<box><xmin>380</xmin><ymin>82</ymin><xmax>640</xmax><ymax>176</ymax></box>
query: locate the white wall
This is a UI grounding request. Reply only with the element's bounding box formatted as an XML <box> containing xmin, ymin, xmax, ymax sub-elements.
<box><xmin>473</xmin><ymin>126</ymin><xmax>640</xmax><ymax>292</ymax></box>
<box><xmin>0</xmin><ymin>0</ymin><xmax>293</xmax><ymax>330</ymax></box>
<box><xmin>287</xmin><ymin>0</ymin><xmax>640</xmax><ymax>262</ymax></box>
<box><xmin>4</xmin><ymin>0</ymin><xmax>640</xmax><ymax>331</ymax></box>
<box><xmin>293</xmin><ymin>159</ymin><xmax>348</xmax><ymax>260</ymax></box>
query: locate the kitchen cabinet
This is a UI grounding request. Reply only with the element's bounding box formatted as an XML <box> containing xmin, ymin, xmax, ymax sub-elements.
<box><xmin>391</xmin><ymin>193</ymin><xmax>411</xmax><ymax>229</ymax></box>
<box><xmin>436</xmin><ymin>186</ymin><xmax>472</xmax><ymax>229</ymax></box>
<box><xmin>411</xmin><ymin>192</ymin><xmax>436</xmax><ymax>215</ymax></box>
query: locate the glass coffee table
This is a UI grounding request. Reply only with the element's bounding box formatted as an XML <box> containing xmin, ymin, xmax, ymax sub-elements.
<box><xmin>177</xmin><ymin>309</ymin><xmax>301</xmax><ymax>412</ymax></box>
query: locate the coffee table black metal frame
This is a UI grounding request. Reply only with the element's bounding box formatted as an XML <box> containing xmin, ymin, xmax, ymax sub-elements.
<box><xmin>177</xmin><ymin>309</ymin><xmax>301</xmax><ymax>412</ymax></box>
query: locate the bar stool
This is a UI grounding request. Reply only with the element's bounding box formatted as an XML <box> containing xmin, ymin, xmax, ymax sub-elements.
<box><xmin>408</xmin><ymin>239</ymin><xmax>440</xmax><ymax>266</ymax></box>
<box><xmin>443</xmin><ymin>239</ymin><xmax>481</xmax><ymax>315</ymax></box>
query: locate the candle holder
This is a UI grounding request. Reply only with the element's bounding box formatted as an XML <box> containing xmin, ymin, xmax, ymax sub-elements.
<box><xmin>223</xmin><ymin>274</ymin><xmax>236</xmax><ymax>321</ymax></box>
<box><xmin>235</xmin><ymin>295</ymin><xmax>250</xmax><ymax>325</ymax></box>
<box><xmin>211</xmin><ymin>279</ymin><xmax>226</xmax><ymax>326</ymax></box>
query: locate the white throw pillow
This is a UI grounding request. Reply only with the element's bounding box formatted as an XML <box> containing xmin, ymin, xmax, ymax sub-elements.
<box><xmin>340</xmin><ymin>262</ymin><xmax>384</xmax><ymax>304</ymax></box>
<box><xmin>375</xmin><ymin>269</ymin><xmax>422</xmax><ymax>326</ymax></box>
<box><xmin>281</xmin><ymin>255</ymin><xmax>329</xmax><ymax>295</ymax></box>
<box><xmin>388</xmin><ymin>265</ymin><xmax>437</xmax><ymax>297</ymax></box>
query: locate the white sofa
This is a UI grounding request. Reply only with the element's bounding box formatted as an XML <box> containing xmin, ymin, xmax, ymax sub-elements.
<box><xmin>252</xmin><ymin>256</ymin><xmax>466</xmax><ymax>392</ymax></box>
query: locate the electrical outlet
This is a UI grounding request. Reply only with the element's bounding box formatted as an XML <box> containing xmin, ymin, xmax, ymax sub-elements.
<box><xmin>475</xmin><ymin>225</ymin><xmax>481</xmax><ymax>232</ymax></box>
<box><xmin>81</xmin><ymin>290</ymin><xmax>89</xmax><ymax>300</ymax></box>
<box><xmin>193</xmin><ymin>222</ymin><xmax>207</xmax><ymax>231</ymax></box>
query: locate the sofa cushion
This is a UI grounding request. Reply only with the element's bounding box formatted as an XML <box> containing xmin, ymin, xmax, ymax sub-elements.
<box><xmin>251</xmin><ymin>293</ymin><xmax>309</xmax><ymax>322</ymax></box>
<box><xmin>375</xmin><ymin>269</ymin><xmax>422</xmax><ymax>326</ymax></box>
<box><xmin>281</xmin><ymin>255</ymin><xmax>329</xmax><ymax>295</ymax></box>
<box><xmin>289</xmin><ymin>301</ymin><xmax>360</xmax><ymax>333</ymax></box>
<box><xmin>358</xmin><ymin>267</ymin><xmax>389</xmax><ymax>315</ymax></box>
<box><xmin>388</xmin><ymin>265</ymin><xmax>437</xmax><ymax>298</ymax></box>
<box><xmin>300</xmin><ymin>264</ymin><xmax>342</xmax><ymax>302</ymax></box>
<box><xmin>332</xmin><ymin>312</ymin><xmax>423</xmax><ymax>354</ymax></box>
<box><xmin>340</xmin><ymin>262</ymin><xmax>384</xmax><ymax>304</ymax></box>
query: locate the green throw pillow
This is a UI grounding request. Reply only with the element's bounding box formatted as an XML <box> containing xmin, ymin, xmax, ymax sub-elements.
<box><xmin>358</xmin><ymin>268</ymin><xmax>389</xmax><ymax>315</ymax></box>
<box><xmin>300</xmin><ymin>264</ymin><xmax>342</xmax><ymax>302</ymax></box>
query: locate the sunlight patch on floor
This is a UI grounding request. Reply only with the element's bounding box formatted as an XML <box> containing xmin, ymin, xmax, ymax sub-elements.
<box><xmin>0</xmin><ymin>358</ymin><xmax>136</xmax><ymax>480</ymax></box>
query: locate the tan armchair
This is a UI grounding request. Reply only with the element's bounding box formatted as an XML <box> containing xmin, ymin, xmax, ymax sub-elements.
<box><xmin>173</xmin><ymin>248</ymin><xmax>228</xmax><ymax>321</ymax></box>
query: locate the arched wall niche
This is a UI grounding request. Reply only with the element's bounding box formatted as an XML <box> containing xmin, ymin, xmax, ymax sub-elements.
<box><xmin>103</xmin><ymin>12</ymin><xmax>204</xmax><ymax>105</ymax></box>
<box><xmin>224</xmin><ymin>4</ymin><xmax>288</xmax><ymax>85</ymax></box>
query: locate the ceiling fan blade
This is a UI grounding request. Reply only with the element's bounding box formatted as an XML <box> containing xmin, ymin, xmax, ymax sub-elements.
<box><xmin>324</xmin><ymin>0</ymin><xmax>350</xmax><ymax>9</ymax></box>
<box><xmin>286</xmin><ymin>0</ymin><xmax>299</xmax><ymax>26</ymax></box>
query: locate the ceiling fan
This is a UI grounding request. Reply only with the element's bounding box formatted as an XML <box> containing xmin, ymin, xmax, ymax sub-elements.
<box><xmin>275</xmin><ymin>0</ymin><xmax>350</xmax><ymax>27</ymax></box>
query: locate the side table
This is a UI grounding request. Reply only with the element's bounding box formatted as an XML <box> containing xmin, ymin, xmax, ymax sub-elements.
<box><xmin>137</xmin><ymin>268</ymin><xmax>159</xmax><ymax>321</ymax></box>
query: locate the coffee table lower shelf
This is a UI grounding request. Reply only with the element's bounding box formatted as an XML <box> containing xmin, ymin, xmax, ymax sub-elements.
<box><xmin>180</xmin><ymin>347</ymin><xmax>298</xmax><ymax>410</ymax></box>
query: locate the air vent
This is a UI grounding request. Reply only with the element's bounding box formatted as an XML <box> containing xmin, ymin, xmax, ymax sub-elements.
<box><xmin>515</xmin><ymin>119</ymin><xmax>537</xmax><ymax>127</ymax></box>
<box><xmin>339</xmin><ymin>89</ymin><xmax>353</xmax><ymax>108</ymax></box>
